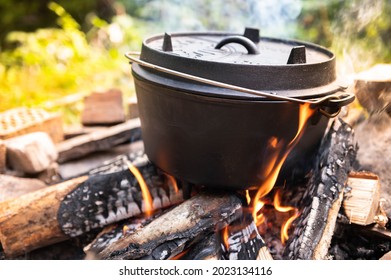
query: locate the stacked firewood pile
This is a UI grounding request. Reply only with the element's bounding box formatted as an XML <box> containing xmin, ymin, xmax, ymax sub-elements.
<box><xmin>1</xmin><ymin>64</ymin><xmax>391</xmax><ymax>260</ymax></box>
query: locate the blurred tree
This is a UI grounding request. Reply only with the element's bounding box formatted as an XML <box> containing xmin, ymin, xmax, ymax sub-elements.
<box><xmin>0</xmin><ymin>0</ymin><xmax>117</xmax><ymax>48</ymax></box>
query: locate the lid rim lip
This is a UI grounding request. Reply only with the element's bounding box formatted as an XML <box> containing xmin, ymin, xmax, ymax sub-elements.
<box><xmin>132</xmin><ymin>63</ymin><xmax>343</xmax><ymax>101</ymax></box>
<box><xmin>141</xmin><ymin>31</ymin><xmax>335</xmax><ymax>66</ymax></box>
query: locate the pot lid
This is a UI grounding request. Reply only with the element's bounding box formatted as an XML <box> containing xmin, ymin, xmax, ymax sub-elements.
<box><xmin>137</xmin><ymin>28</ymin><xmax>344</xmax><ymax>99</ymax></box>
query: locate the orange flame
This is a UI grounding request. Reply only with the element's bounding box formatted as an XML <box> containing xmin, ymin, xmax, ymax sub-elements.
<box><xmin>252</xmin><ymin>104</ymin><xmax>315</xmax><ymax>226</ymax></box>
<box><xmin>274</xmin><ymin>189</ymin><xmax>299</xmax><ymax>244</ymax></box>
<box><xmin>166</xmin><ymin>173</ymin><xmax>179</xmax><ymax>193</ymax></box>
<box><xmin>126</xmin><ymin>160</ymin><xmax>153</xmax><ymax>217</ymax></box>
<box><xmin>122</xmin><ymin>225</ymin><xmax>130</xmax><ymax>236</ymax></box>
<box><xmin>169</xmin><ymin>248</ymin><xmax>190</xmax><ymax>260</ymax></box>
<box><xmin>222</xmin><ymin>226</ymin><xmax>230</xmax><ymax>250</ymax></box>
<box><xmin>245</xmin><ymin>190</ymin><xmax>251</xmax><ymax>205</ymax></box>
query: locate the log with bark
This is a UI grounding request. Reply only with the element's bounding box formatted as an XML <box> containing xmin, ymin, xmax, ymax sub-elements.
<box><xmin>283</xmin><ymin>118</ymin><xmax>357</xmax><ymax>260</ymax></box>
<box><xmin>0</xmin><ymin>153</ymin><xmax>182</xmax><ymax>258</ymax></box>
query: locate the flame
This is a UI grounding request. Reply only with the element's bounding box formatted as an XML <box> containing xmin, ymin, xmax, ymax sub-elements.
<box><xmin>245</xmin><ymin>190</ymin><xmax>251</xmax><ymax>205</ymax></box>
<box><xmin>252</xmin><ymin>104</ymin><xmax>315</xmax><ymax>227</ymax></box>
<box><xmin>126</xmin><ymin>160</ymin><xmax>153</xmax><ymax>217</ymax></box>
<box><xmin>273</xmin><ymin>189</ymin><xmax>299</xmax><ymax>244</ymax></box>
<box><xmin>222</xmin><ymin>226</ymin><xmax>230</xmax><ymax>250</ymax></box>
<box><xmin>166</xmin><ymin>173</ymin><xmax>179</xmax><ymax>193</ymax></box>
<box><xmin>122</xmin><ymin>225</ymin><xmax>130</xmax><ymax>236</ymax></box>
<box><xmin>169</xmin><ymin>248</ymin><xmax>190</xmax><ymax>260</ymax></box>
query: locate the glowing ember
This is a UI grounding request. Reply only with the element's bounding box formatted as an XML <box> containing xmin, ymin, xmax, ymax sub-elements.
<box><xmin>169</xmin><ymin>248</ymin><xmax>190</xmax><ymax>260</ymax></box>
<box><xmin>122</xmin><ymin>225</ymin><xmax>130</xmax><ymax>236</ymax></box>
<box><xmin>126</xmin><ymin>160</ymin><xmax>153</xmax><ymax>217</ymax></box>
<box><xmin>245</xmin><ymin>190</ymin><xmax>251</xmax><ymax>205</ymax></box>
<box><xmin>166</xmin><ymin>173</ymin><xmax>179</xmax><ymax>193</ymax></box>
<box><xmin>222</xmin><ymin>226</ymin><xmax>230</xmax><ymax>250</ymax></box>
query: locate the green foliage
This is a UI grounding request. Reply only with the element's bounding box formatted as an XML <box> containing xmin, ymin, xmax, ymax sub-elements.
<box><xmin>0</xmin><ymin>2</ymin><xmax>143</xmax><ymax>124</ymax></box>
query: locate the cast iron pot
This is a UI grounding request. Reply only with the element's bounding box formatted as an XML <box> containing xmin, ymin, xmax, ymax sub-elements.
<box><xmin>126</xmin><ymin>29</ymin><xmax>354</xmax><ymax>189</ymax></box>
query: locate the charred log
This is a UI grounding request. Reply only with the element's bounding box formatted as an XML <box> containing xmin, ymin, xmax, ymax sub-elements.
<box><xmin>0</xmin><ymin>152</ymin><xmax>182</xmax><ymax>257</ymax></box>
<box><xmin>222</xmin><ymin>214</ymin><xmax>273</xmax><ymax>260</ymax></box>
<box><xmin>284</xmin><ymin>118</ymin><xmax>357</xmax><ymax>260</ymax></box>
<box><xmin>98</xmin><ymin>191</ymin><xmax>243</xmax><ymax>260</ymax></box>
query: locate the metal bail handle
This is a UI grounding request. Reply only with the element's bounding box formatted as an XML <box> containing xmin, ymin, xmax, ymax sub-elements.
<box><xmin>125</xmin><ymin>51</ymin><xmax>355</xmax><ymax>117</ymax></box>
<box><xmin>215</xmin><ymin>36</ymin><xmax>260</xmax><ymax>54</ymax></box>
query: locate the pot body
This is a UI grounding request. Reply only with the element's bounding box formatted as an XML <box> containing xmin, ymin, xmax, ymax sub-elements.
<box><xmin>132</xmin><ymin>64</ymin><xmax>329</xmax><ymax>189</ymax></box>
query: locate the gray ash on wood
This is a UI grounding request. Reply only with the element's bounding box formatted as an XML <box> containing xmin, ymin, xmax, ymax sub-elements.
<box><xmin>98</xmin><ymin>192</ymin><xmax>243</xmax><ymax>260</ymax></box>
<box><xmin>222</xmin><ymin>214</ymin><xmax>271</xmax><ymax>260</ymax></box>
<box><xmin>58</xmin><ymin>153</ymin><xmax>175</xmax><ymax>237</ymax></box>
<box><xmin>283</xmin><ymin>119</ymin><xmax>357</xmax><ymax>260</ymax></box>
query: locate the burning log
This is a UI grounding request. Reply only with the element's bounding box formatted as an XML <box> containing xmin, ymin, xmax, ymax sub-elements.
<box><xmin>284</xmin><ymin>118</ymin><xmax>357</xmax><ymax>260</ymax></box>
<box><xmin>56</xmin><ymin>118</ymin><xmax>141</xmax><ymax>163</ymax></box>
<box><xmin>97</xmin><ymin>191</ymin><xmax>243</xmax><ymax>260</ymax></box>
<box><xmin>222</xmin><ymin>214</ymin><xmax>273</xmax><ymax>260</ymax></box>
<box><xmin>0</xmin><ymin>153</ymin><xmax>182</xmax><ymax>258</ymax></box>
<box><xmin>177</xmin><ymin>233</ymin><xmax>222</xmax><ymax>260</ymax></box>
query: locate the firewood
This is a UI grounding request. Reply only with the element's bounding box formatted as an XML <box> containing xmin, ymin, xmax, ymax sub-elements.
<box><xmin>0</xmin><ymin>176</ymin><xmax>88</xmax><ymax>257</ymax></box>
<box><xmin>0</xmin><ymin>174</ymin><xmax>47</xmax><ymax>202</ymax></box>
<box><xmin>380</xmin><ymin>251</ymin><xmax>391</xmax><ymax>260</ymax></box>
<box><xmin>176</xmin><ymin>233</ymin><xmax>222</xmax><ymax>260</ymax></box>
<box><xmin>0</xmin><ymin>154</ymin><xmax>182</xmax><ymax>257</ymax></box>
<box><xmin>223</xmin><ymin>215</ymin><xmax>273</xmax><ymax>260</ymax></box>
<box><xmin>354</xmin><ymin>112</ymin><xmax>391</xmax><ymax>217</ymax></box>
<box><xmin>5</xmin><ymin>132</ymin><xmax>58</xmax><ymax>174</ymax></box>
<box><xmin>284</xmin><ymin>118</ymin><xmax>357</xmax><ymax>260</ymax></box>
<box><xmin>343</xmin><ymin>171</ymin><xmax>381</xmax><ymax>226</ymax></box>
<box><xmin>0</xmin><ymin>107</ymin><xmax>64</xmax><ymax>143</ymax></box>
<box><xmin>127</xmin><ymin>96</ymin><xmax>139</xmax><ymax>119</ymax></box>
<box><xmin>98</xmin><ymin>191</ymin><xmax>243</xmax><ymax>260</ymax></box>
<box><xmin>81</xmin><ymin>89</ymin><xmax>126</xmax><ymax>126</ymax></box>
<box><xmin>56</xmin><ymin>118</ymin><xmax>141</xmax><ymax>163</ymax></box>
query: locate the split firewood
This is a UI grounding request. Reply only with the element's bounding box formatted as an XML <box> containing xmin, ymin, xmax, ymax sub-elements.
<box><xmin>343</xmin><ymin>171</ymin><xmax>381</xmax><ymax>226</ymax></box>
<box><xmin>81</xmin><ymin>89</ymin><xmax>126</xmax><ymax>126</ymax></box>
<box><xmin>284</xmin><ymin>118</ymin><xmax>357</xmax><ymax>260</ymax></box>
<box><xmin>127</xmin><ymin>96</ymin><xmax>139</xmax><ymax>119</ymax></box>
<box><xmin>5</xmin><ymin>132</ymin><xmax>58</xmax><ymax>174</ymax></box>
<box><xmin>0</xmin><ymin>153</ymin><xmax>182</xmax><ymax>258</ymax></box>
<box><xmin>354</xmin><ymin>112</ymin><xmax>391</xmax><ymax>217</ymax></box>
<box><xmin>98</xmin><ymin>191</ymin><xmax>243</xmax><ymax>260</ymax></box>
<box><xmin>0</xmin><ymin>174</ymin><xmax>48</xmax><ymax>202</ymax></box>
<box><xmin>56</xmin><ymin>118</ymin><xmax>141</xmax><ymax>163</ymax></box>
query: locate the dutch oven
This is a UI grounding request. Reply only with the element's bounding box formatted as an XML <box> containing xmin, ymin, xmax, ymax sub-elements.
<box><xmin>125</xmin><ymin>28</ymin><xmax>355</xmax><ymax>190</ymax></box>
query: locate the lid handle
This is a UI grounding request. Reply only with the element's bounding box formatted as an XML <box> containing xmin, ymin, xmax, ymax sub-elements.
<box><xmin>215</xmin><ymin>36</ymin><xmax>260</xmax><ymax>54</ymax></box>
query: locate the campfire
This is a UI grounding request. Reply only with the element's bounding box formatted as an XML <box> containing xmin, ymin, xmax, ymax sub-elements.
<box><xmin>0</xmin><ymin>33</ymin><xmax>390</xmax><ymax>261</ymax></box>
